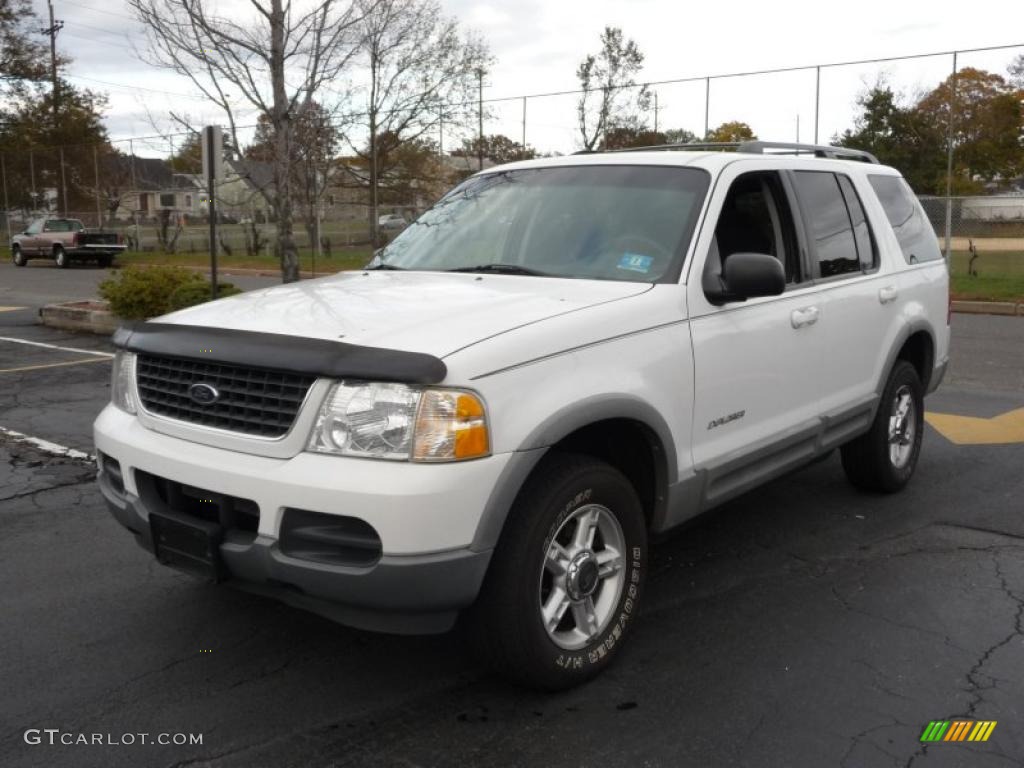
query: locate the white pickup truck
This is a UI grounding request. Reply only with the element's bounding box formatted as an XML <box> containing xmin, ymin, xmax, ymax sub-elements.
<box><xmin>94</xmin><ymin>141</ymin><xmax>949</xmax><ymax>690</ymax></box>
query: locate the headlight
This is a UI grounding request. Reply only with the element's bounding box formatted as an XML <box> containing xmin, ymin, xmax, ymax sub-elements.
<box><xmin>110</xmin><ymin>351</ymin><xmax>137</xmax><ymax>414</ymax></box>
<box><xmin>308</xmin><ymin>382</ymin><xmax>489</xmax><ymax>462</ymax></box>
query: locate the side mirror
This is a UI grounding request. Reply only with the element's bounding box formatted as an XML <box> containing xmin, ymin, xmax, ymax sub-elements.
<box><xmin>707</xmin><ymin>252</ymin><xmax>786</xmax><ymax>304</ymax></box>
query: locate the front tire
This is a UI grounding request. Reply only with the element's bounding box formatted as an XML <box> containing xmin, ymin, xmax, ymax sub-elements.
<box><xmin>53</xmin><ymin>246</ymin><xmax>69</xmax><ymax>268</ymax></box>
<box><xmin>841</xmin><ymin>360</ymin><xmax>924</xmax><ymax>492</ymax></box>
<box><xmin>12</xmin><ymin>245</ymin><xmax>26</xmax><ymax>266</ymax></box>
<box><xmin>470</xmin><ymin>453</ymin><xmax>647</xmax><ymax>690</ymax></box>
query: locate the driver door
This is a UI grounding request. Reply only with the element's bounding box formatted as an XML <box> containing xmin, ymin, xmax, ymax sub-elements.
<box><xmin>686</xmin><ymin>166</ymin><xmax>825</xmax><ymax>506</ymax></box>
<box><xmin>23</xmin><ymin>219</ymin><xmax>44</xmax><ymax>254</ymax></box>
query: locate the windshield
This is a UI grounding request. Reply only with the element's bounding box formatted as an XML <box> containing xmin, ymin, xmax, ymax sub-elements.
<box><xmin>374</xmin><ymin>165</ymin><xmax>710</xmax><ymax>282</ymax></box>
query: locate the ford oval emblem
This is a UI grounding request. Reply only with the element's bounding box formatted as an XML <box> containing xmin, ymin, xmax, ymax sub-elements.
<box><xmin>188</xmin><ymin>382</ymin><xmax>220</xmax><ymax>406</ymax></box>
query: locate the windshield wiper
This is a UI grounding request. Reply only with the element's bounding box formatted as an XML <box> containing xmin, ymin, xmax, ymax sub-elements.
<box><xmin>365</xmin><ymin>262</ymin><xmax>407</xmax><ymax>271</ymax></box>
<box><xmin>447</xmin><ymin>263</ymin><xmax>550</xmax><ymax>277</ymax></box>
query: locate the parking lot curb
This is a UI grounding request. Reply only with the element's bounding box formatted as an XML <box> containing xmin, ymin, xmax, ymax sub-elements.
<box><xmin>39</xmin><ymin>301</ymin><xmax>118</xmax><ymax>335</ymax></box>
<box><xmin>951</xmin><ymin>300</ymin><xmax>1022</xmax><ymax>316</ymax></box>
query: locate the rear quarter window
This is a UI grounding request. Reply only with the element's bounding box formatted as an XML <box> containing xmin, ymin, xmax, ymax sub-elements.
<box><xmin>867</xmin><ymin>175</ymin><xmax>943</xmax><ymax>264</ymax></box>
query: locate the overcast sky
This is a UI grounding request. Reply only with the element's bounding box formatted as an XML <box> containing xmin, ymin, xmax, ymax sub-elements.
<box><xmin>34</xmin><ymin>0</ymin><xmax>1024</xmax><ymax>157</ymax></box>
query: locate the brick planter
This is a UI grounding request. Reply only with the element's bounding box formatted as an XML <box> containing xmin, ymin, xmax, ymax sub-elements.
<box><xmin>39</xmin><ymin>301</ymin><xmax>119</xmax><ymax>335</ymax></box>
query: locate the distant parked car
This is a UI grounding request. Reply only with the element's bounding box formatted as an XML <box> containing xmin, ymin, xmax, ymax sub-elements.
<box><xmin>377</xmin><ymin>213</ymin><xmax>408</xmax><ymax>232</ymax></box>
<box><xmin>11</xmin><ymin>217</ymin><xmax>126</xmax><ymax>268</ymax></box>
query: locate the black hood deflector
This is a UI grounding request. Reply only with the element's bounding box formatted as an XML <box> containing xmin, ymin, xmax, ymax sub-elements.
<box><xmin>113</xmin><ymin>322</ymin><xmax>447</xmax><ymax>384</ymax></box>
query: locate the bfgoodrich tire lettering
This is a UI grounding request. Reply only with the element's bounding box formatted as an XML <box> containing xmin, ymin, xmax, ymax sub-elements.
<box><xmin>841</xmin><ymin>360</ymin><xmax>924</xmax><ymax>493</ymax></box>
<box><xmin>470</xmin><ymin>452</ymin><xmax>647</xmax><ymax>690</ymax></box>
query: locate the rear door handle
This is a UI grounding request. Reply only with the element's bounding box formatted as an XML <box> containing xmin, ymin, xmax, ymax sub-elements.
<box><xmin>879</xmin><ymin>286</ymin><xmax>898</xmax><ymax>304</ymax></box>
<box><xmin>791</xmin><ymin>306</ymin><xmax>820</xmax><ymax>329</ymax></box>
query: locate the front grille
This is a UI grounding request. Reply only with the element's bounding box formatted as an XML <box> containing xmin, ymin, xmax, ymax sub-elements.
<box><xmin>136</xmin><ymin>354</ymin><xmax>316</xmax><ymax>437</ymax></box>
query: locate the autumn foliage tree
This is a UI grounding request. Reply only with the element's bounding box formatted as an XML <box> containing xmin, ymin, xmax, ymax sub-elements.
<box><xmin>839</xmin><ymin>69</ymin><xmax>1024</xmax><ymax>194</ymax></box>
<box><xmin>704</xmin><ymin>121</ymin><xmax>757</xmax><ymax>143</ymax></box>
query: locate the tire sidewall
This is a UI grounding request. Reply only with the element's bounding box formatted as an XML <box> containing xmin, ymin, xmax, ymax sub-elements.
<box><xmin>54</xmin><ymin>247</ymin><xmax>67</xmax><ymax>268</ymax></box>
<box><xmin>12</xmin><ymin>246</ymin><xmax>25</xmax><ymax>266</ymax></box>
<box><xmin>513</xmin><ymin>465</ymin><xmax>647</xmax><ymax>685</ymax></box>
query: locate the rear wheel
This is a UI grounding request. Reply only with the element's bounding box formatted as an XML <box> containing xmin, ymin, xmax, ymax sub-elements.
<box><xmin>53</xmin><ymin>245</ymin><xmax>69</xmax><ymax>268</ymax></box>
<box><xmin>841</xmin><ymin>360</ymin><xmax>924</xmax><ymax>492</ymax></box>
<box><xmin>12</xmin><ymin>245</ymin><xmax>26</xmax><ymax>266</ymax></box>
<box><xmin>470</xmin><ymin>453</ymin><xmax>647</xmax><ymax>690</ymax></box>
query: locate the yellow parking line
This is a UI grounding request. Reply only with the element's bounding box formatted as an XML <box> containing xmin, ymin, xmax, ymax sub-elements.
<box><xmin>0</xmin><ymin>306</ymin><xmax>26</xmax><ymax>312</ymax></box>
<box><xmin>926</xmin><ymin>408</ymin><xmax>1024</xmax><ymax>445</ymax></box>
<box><xmin>0</xmin><ymin>357</ymin><xmax>110</xmax><ymax>373</ymax></box>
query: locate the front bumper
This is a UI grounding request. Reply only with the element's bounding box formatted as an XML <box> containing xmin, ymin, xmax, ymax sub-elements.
<box><xmin>94</xmin><ymin>405</ymin><xmax>508</xmax><ymax>634</ymax></box>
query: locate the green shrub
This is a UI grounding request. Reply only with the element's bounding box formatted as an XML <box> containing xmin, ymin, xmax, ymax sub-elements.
<box><xmin>98</xmin><ymin>266</ymin><xmax>240</xmax><ymax>320</ymax></box>
<box><xmin>168</xmin><ymin>280</ymin><xmax>242</xmax><ymax>311</ymax></box>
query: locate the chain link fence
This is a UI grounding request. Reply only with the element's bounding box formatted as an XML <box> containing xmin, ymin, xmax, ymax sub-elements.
<box><xmin>2</xmin><ymin>43</ymin><xmax>1022</xmax><ymax>274</ymax></box>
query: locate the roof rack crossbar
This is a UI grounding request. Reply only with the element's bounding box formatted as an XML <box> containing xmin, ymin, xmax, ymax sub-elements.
<box><xmin>611</xmin><ymin>140</ymin><xmax>879</xmax><ymax>164</ymax></box>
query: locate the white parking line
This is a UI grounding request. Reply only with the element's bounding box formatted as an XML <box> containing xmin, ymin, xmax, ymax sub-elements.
<box><xmin>0</xmin><ymin>336</ymin><xmax>114</xmax><ymax>358</ymax></box>
<box><xmin>0</xmin><ymin>426</ymin><xmax>95</xmax><ymax>461</ymax></box>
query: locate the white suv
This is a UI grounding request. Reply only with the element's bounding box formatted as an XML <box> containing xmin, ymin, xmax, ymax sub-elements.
<box><xmin>94</xmin><ymin>141</ymin><xmax>949</xmax><ymax>690</ymax></box>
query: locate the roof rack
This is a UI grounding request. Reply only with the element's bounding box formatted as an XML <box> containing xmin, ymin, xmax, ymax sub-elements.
<box><xmin>610</xmin><ymin>140</ymin><xmax>879</xmax><ymax>164</ymax></box>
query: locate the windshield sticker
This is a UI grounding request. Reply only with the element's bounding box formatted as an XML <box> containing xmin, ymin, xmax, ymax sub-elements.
<box><xmin>618</xmin><ymin>253</ymin><xmax>653</xmax><ymax>273</ymax></box>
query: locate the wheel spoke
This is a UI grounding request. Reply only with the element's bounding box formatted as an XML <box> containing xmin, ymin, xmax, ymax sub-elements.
<box><xmin>541</xmin><ymin>586</ymin><xmax>570</xmax><ymax>633</ymax></box>
<box><xmin>595</xmin><ymin>547</ymin><xmax>623</xmax><ymax>580</ymax></box>
<box><xmin>572</xmin><ymin>597</ymin><xmax>600</xmax><ymax>640</ymax></box>
<box><xmin>545</xmin><ymin>541</ymin><xmax>570</xmax><ymax>576</ymax></box>
<box><xmin>572</xmin><ymin>508</ymin><xmax>599</xmax><ymax>551</ymax></box>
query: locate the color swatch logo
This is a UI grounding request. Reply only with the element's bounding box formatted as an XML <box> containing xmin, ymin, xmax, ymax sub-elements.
<box><xmin>920</xmin><ymin>720</ymin><xmax>997</xmax><ymax>742</ymax></box>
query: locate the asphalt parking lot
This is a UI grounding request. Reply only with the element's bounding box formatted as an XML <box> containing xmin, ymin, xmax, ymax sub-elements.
<box><xmin>1</xmin><ymin>261</ymin><xmax>1023</xmax><ymax>767</ymax></box>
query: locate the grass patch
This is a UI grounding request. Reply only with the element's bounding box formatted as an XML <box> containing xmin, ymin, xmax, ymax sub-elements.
<box><xmin>116</xmin><ymin>245</ymin><xmax>373</xmax><ymax>275</ymax></box>
<box><xmin>950</xmin><ymin>273</ymin><xmax>1024</xmax><ymax>302</ymax></box>
<box><xmin>949</xmin><ymin>250</ymin><xmax>1024</xmax><ymax>277</ymax></box>
<box><xmin>948</xmin><ymin>249</ymin><xmax>1024</xmax><ymax>302</ymax></box>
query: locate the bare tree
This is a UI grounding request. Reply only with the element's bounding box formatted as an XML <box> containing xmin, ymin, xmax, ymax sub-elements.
<box><xmin>246</xmin><ymin>102</ymin><xmax>339</xmax><ymax>250</ymax></box>
<box><xmin>345</xmin><ymin>0</ymin><xmax>490</xmax><ymax>246</ymax></box>
<box><xmin>576</xmin><ymin>27</ymin><xmax>650</xmax><ymax>151</ymax></box>
<box><xmin>127</xmin><ymin>0</ymin><xmax>364</xmax><ymax>282</ymax></box>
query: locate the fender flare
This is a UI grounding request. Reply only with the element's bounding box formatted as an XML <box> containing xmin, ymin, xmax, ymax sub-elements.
<box><xmin>876</xmin><ymin>318</ymin><xmax>936</xmax><ymax>399</ymax></box>
<box><xmin>470</xmin><ymin>394</ymin><xmax>678</xmax><ymax>551</ymax></box>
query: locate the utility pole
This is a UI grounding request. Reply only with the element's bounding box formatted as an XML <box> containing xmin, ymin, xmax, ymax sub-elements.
<box><xmin>653</xmin><ymin>91</ymin><xmax>659</xmax><ymax>133</ymax></box>
<box><xmin>42</xmin><ymin>1</ymin><xmax>64</xmax><ymax>214</ymax></box>
<box><xmin>477</xmin><ymin>68</ymin><xmax>484</xmax><ymax>171</ymax></box>
<box><xmin>521</xmin><ymin>97</ymin><xmax>527</xmax><ymax>154</ymax></box>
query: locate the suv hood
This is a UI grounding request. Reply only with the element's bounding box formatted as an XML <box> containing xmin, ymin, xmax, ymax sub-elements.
<box><xmin>160</xmin><ymin>271</ymin><xmax>652</xmax><ymax>357</ymax></box>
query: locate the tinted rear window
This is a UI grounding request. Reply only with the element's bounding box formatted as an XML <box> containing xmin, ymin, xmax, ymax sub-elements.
<box><xmin>867</xmin><ymin>175</ymin><xmax>942</xmax><ymax>264</ymax></box>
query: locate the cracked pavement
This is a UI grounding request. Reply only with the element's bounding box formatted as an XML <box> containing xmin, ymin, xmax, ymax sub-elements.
<box><xmin>1</xmin><ymin>267</ymin><xmax>1023</xmax><ymax>767</ymax></box>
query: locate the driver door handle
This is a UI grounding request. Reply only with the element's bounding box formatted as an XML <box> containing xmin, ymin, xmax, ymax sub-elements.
<box><xmin>791</xmin><ymin>306</ymin><xmax>820</xmax><ymax>329</ymax></box>
<box><xmin>879</xmin><ymin>286</ymin><xmax>898</xmax><ymax>304</ymax></box>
